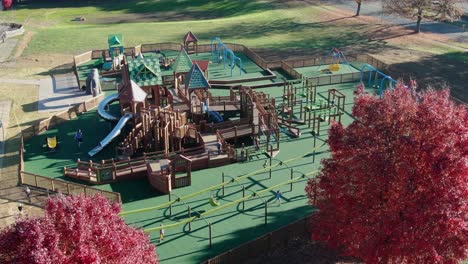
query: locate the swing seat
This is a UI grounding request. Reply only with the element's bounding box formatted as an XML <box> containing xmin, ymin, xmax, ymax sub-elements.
<box><xmin>46</xmin><ymin>136</ymin><xmax>58</xmax><ymax>151</ymax></box>
<box><xmin>329</xmin><ymin>64</ymin><xmax>340</xmax><ymax>72</ymax></box>
<box><xmin>209</xmin><ymin>197</ymin><xmax>220</xmax><ymax>207</ymax></box>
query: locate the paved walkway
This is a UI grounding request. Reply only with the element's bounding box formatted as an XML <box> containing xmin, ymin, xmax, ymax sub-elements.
<box><xmin>0</xmin><ymin>78</ymin><xmax>40</xmax><ymax>85</ymax></box>
<box><xmin>322</xmin><ymin>0</ymin><xmax>467</xmax><ymax>44</ymax></box>
<box><xmin>38</xmin><ymin>74</ymin><xmax>93</xmax><ymax>113</ymax></box>
<box><xmin>0</xmin><ymin>38</ymin><xmax>17</xmax><ymax>63</ymax></box>
<box><xmin>0</xmin><ymin>100</ymin><xmax>11</xmax><ymax>168</ymax></box>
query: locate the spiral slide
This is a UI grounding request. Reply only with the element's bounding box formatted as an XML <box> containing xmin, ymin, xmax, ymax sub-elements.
<box><xmin>88</xmin><ymin>94</ymin><xmax>133</xmax><ymax>157</ymax></box>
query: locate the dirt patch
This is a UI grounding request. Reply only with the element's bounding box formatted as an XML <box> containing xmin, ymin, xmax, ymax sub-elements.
<box><xmin>13</xmin><ymin>31</ymin><xmax>35</xmax><ymax>59</ymax></box>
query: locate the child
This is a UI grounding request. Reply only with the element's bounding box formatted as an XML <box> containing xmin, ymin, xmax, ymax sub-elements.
<box><xmin>25</xmin><ymin>187</ymin><xmax>31</xmax><ymax>203</ymax></box>
<box><xmin>159</xmin><ymin>224</ymin><xmax>165</xmax><ymax>242</ymax></box>
<box><xmin>254</xmin><ymin>136</ymin><xmax>260</xmax><ymax>151</ymax></box>
<box><xmin>275</xmin><ymin>190</ymin><xmax>282</xmax><ymax>205</ymax></box>
<box><xmin>217</xmin><ymin>139</ymin><xmax>222</xmax><ymax>155</ymax></box>
<box><xmin>75</xmin><ymin>129</ymin><xmax>83</xmax><ymax>148</ymax></box>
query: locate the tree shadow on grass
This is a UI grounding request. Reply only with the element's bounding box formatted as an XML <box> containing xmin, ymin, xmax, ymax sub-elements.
<box><xmin>17</xmin><ymin>0</ymin><xmax>280</xmax><ymax>23</ymax></box>
<box><xmin>387</xmin><ymin>51</ymin><xmax>468</xmax><ymax>103</ymax></box>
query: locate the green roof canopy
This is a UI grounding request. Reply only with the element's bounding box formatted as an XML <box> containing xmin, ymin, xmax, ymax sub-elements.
<box><xmin>128</xmin><ymin>57</ymin><xmax>162</xmax><ymax>87</ymax></box>
<box><xmin>185</xmin><ymin>64</ymin><xmax>210</xmax><ymax>90</ymax></box>
<box><xmin>173</xmin><ymin>48</ymin><xmax>193</xmax><ymax>73</ymax></box>
<box><xmin>108</xmin><ymin>34</ymin><xmax>124</xmax><ymax>48</ymax></box>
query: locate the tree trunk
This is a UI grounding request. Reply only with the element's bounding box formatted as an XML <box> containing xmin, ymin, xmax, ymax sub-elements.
<box><xmin>356</xmin><ymin>2</ymin><xmax>361</xmax><ymax>16</ymax></box>
<box><xmin>415</xmin><ymin>10</ymin><xmax>423</xmax><ymax>33</ymax></box>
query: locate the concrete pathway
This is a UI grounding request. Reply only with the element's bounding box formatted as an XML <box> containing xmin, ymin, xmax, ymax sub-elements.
<box><xmin>0</xmin><ymin>38</ymin><xmax>17</xmax><ymax>63</ymax></box>
<box><xmin>38</xmin><ymin>74</ymin><xmax>93</xmax><ymax>113</ymax></box>
<box><xmin>0</xmin><ymin>100</ymin><xmax>11</xmax><ymax>168</ymax></box>
<box><xmin>0</xmin><ymin>78</ymin><xmax>40</xmax><ymax>85</ymax></box>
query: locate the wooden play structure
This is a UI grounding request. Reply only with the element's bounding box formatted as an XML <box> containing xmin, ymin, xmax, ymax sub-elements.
<box><xmin>65</xmin><ymin>49</ymin><xmax>279</xmax><ymax>194</ymax></box>
<box><xmin>183</xmin><ymin>31</ymin><xmax>199</xmax><ymax>55</ymax></box>
<box><xmin>64</xmin><ymin>35</ymin><xmax>351</xmax><ymax>195</ymax></box>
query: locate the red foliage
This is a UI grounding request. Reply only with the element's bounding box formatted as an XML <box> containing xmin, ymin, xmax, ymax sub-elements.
<box><xmin>2</xmin><ymin>0</ymin><xmax>13</xmax><ymax>10</ymax></box>
<box><xmin>306</xmin><ymin>84</ymin><xmax>468</xmax><ymax>263</ymax></box>
<box><xmin>0</xmin><ymin>194</ymin><xmax>159</xmax><ymax>264</ymax></box>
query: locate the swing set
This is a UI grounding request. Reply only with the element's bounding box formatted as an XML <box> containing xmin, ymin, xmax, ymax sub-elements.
<box><xmin>210</xmin><ymin>37</ymin><xmax>243</xmax><ymax>76</ymax></box>
<box><xmin>317</xmin><ymin>47</ymin><xmax>352</xmax><ymax>73</ymax></box>
<box><xmin>359</xmin><ymin>63</ymin><xmax>397</xmax><ymax>97</ymax></box>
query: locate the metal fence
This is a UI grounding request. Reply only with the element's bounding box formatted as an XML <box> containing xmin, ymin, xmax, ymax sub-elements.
<box><xmin>204</xmin><ymin>215</ymin><xmax>314</xmax><ymax>264</ymax></box>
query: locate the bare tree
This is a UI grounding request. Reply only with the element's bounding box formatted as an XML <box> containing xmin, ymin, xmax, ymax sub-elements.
<box><xmin>355</xmin><ymin>0</ymin><xmax>362</xmax><ymax>16</ymax></box>
<box><xmin>383</xmin><ymin>0</ymin><xmax>463</xmax><ymax>33</ymax></box>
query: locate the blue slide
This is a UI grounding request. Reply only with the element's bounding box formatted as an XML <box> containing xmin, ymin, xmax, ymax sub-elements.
<box><xmin>88</xmin><ymin>113</ymin><xmax>133</xmax><ymax>157</ymax></box>
<box><xmin>98</xmin><ymin>93</ymin><xmax>120</xmax><ymax>122</ymax></box>
<box><xmin>208</xmin><ymin>110</ymin><xmax>224</xmax><ymax>123</ymax></box>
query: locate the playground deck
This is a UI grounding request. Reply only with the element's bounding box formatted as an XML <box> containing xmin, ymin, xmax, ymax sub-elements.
<box><xmin>22</xmin><ymin>82</ymin><xmax>380</xmax><ymax>263</ymax></box>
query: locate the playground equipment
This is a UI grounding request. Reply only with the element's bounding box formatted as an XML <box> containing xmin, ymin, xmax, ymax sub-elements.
<box><xmin>120</xmin><ymin>144</ymin><xmax>327</xmax><ymax>217</ymax></box>
<box><xmin>360</xmin><ymin>63</ymin><xmax>397</xmax><ymax>96</ymax></box>
<box><xmin>183</xmin><ymin>31</ymin><xmax>199</xmax><ymax>55</ymax></box>
<box><xmin>88</xmin><ymin>113</ymin><xmax>133</xmax><ymax>157</ymax></box>
<box><xmin>85</xmin><ymin>69</ymin><xmax>103</xmax><ymax>97</ymax></box>
<box><xmin>318</xmin><ymin>47</ymin><xmax>352</xmax><ymax>73</ymax></box>
<box><xmin>210</xmin><ymin>37</ymin><xmax>243</xmax><ymax>76</ymax></box>
<box><xmin>46</xmin><ymin>136</ymin><xmax>58</xmax><ymax>151</ymax></box>
<box><xmin>108</xmin><ymin>34</ymin><xmax>124</xmax><ymax>59</ymax></box>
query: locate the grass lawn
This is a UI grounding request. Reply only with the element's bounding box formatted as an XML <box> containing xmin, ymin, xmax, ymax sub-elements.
<box><xmin>3</xmin><ymin>2</ymin><xmax>389</xmax><ymax>55</ymax></box>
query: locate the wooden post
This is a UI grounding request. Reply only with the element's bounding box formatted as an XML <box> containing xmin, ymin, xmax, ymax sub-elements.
<box><xmin>269</xmin><ymin>152</ymin><xmax>272</xmax><ymax>179</ymax></box>
<box><xmin>290</xmin><ymin>168</ymin><xmax>293</xmax><ymax>192</ymax></box>
<box><xmin>188</xmin><ymin>206</ymin><xmax>192</xmax><ymax>231</ymax></box>
<box><xmin>313</xmin><ymin>134</ymin><xmax>317</xmax><ymax>163</ymax></box>
<box><xmin>209</xmin><ymin>223</ymin><xmax>212</xmax><ymax>248</ymax></box>
<box><xmin>169</xmin><ymin>193</ymin><xmax>172</xmax><ymax>216</ymax></box>
<box><xmin>222</xmin><ymin>172</ymin><xmax>225</xmax><ymax>197</ymax></box>
<box><xmin>242</xmin><ymin>185</ymin><xmax>245</xmax><ymax>210</ymax></box>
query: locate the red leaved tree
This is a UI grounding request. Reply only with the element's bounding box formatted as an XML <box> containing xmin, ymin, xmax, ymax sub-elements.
<box><xmin>2</xmin><ymin>0</ymin><xmax>13</xmax><ymax>10</ymax></box>
<box><xmin>306</xmin><ymin>83</ymin><xmax>468</xmax><ymax>263</ymax></box>
<box><xmin>0</xmin><ymin>194</ymin><xmax>159</xmax><ymax>264</ymax></box>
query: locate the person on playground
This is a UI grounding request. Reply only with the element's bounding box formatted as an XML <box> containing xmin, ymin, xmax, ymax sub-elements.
<box><xmin>217</xmin><ymin>139</ymin><xmax>222</xmax><ymax>155</ymax></box>
<box><xmin>254</xmin><ymin>136</ymin><xmax>260</xmax><ymax>151</ymax></box>
<box><xmin>25</xmin><ymin>187</ymin><xmax>31</xmax><ymax>203</ymax></box>
<box><xmin>275</xmin><ymin>190</ymin><xmax>282</xmax><ymax>205</ymax></box>
<box><xmin>159</xmin><ymin>224</ymin><xmax>165</xmax><ymax>242</ymax></box>
<box><xmin>75</xmin><ymin>129</ymin><xmax>83</xmax><ymax>148</ymax></box>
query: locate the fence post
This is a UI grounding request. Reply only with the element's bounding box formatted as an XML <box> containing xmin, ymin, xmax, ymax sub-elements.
<box><xmin>169</xmin><ymin>193</ymin><xmax>172</xmax><ymax>216</ymax></box>
<box><xmin>188</xmin><ymin>206</ymin><xmax>192</xmax><ymax>231</ymax></box>
<box><xmin>264</xmin><ymin>201</ymin><xmax>268</xmax><ymax>225</ymax></box>
<box><xmin>34</xmin><ymin>175</ymin><xmax>38</xmax><ymax>187</ymax></box>
<box><xmin>222</xmin><ymin>172</ymin><xmax>225</xmax><ymax>197</ymax></box>
<box><xmin>66</xmin><ymin>183</ymin><xmax>70</xmax><ymax>194</ymax></box>
<box><xmin>242</xmin><ymin>185</ymin><xmax>245</xmax><ymax>210</ymax></box>
<box><xmin>290</xmin><ymin>168</ymin><xmax>293</xmax><ymax>192</ymax></box>
<box><xmin>269</xmin><ymin>151</ymin><xmax>272</xmax><ymax>179</ymax></box>
<box><xmin>209</xmin><ymin>222</ymin><xmax>212</xmax><ymax>249</ymax></box>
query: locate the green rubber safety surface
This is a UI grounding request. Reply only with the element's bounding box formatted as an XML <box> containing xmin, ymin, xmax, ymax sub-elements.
<box><xmin>294</xmin><ymin>63</ymin><xmax>363</xmax><ymax>78</ymax></box>
<box><xmin>23</xmin><ymin>80</ymin><xmax>379</xmax><ymax>263</ymax></box>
